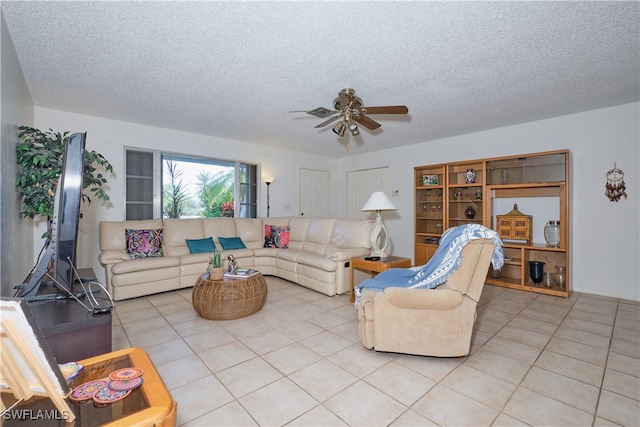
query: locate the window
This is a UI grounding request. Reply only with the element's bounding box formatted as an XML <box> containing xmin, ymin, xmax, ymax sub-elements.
<box><xmin>125</xmin><ymin>149</ymin><xmax>257</xmax><ymax>220</ymax></box>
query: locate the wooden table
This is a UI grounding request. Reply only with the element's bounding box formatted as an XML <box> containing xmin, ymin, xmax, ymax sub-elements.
<box><xmin>350</xmin><ymin>256</ymin><xmax>412</xmax><ymax>302</ymax></box>
<box><xmin>1</xmin><ymin>347</ymin><xmax>176</xmax><ymax>427</ymax></box>
<box><xmin>192</xmin><ymin>273</ymin><xmax>268</xmax><ymax>320</ymax></box>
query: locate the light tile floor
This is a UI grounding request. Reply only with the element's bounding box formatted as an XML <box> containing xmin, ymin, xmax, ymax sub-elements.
<box><xmin>112</xmin><ymin>278</ymin><xmax>640</xmax><ymax>426</ymax></box>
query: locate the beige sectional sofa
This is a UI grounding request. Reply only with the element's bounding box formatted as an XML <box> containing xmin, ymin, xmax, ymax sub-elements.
<box><xmin>99</xmin><ymin>216</ymin><xmax>373</xmax><ymax>301</ymax></box>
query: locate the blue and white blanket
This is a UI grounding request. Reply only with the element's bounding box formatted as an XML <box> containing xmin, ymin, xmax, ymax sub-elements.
<box><xmin>354</xmin><ymin>224</ymin><xmax>503</xmax><ymax>307</ymax></box>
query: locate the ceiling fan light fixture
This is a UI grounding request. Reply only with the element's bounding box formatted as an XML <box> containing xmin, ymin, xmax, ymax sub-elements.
<box><xmin>348</xmin><ymin>123</ymin><xmax>359</xmax><ymax>136</ymax></box>
<box><xmin>332</xmin><ymin>121</ymin><xmax>347</xmax><ymax>137</ymax></box>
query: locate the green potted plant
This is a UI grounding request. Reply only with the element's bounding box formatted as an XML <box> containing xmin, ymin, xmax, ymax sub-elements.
<box><xmin>208</xmin><ymin>251</ymin><xmax>223</xmax><ymax>280</ymax></box>
<box><xmin>15</xmin><ymin>126</ymin><xmax>113</xmax><ymax>235</ymax></box>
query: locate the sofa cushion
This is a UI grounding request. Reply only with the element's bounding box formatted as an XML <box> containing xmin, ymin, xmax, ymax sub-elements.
<box><xmin>219</xmin><ymin>237</ymin><xmax>247</xmax><ymax>250</ymax></box>
<box><xmin>276</xmin><ymin>248</ymin><xmax>302</xmax><ymax>262</ymax></box>
<box><xmin>296</xmin><ymin>252</ymin><xmax>338</xmax><ymax>272</ymax></box>
<box><xmin>234</xmin><ymin>218</ymin><xmax>264</xmax><ymax>249</ymax></box>
<box><xmin>112</xmin><ymin>255</ymin><xmax>179</xmax><ymax>274</ymax></box>
<box><xmin>178</xmin><ymin>252</ymin><xmax>211</xmax><ymax>266</ymax></box>
<box><xmin>302</xmin><ymin>218</ymin><xmax>335</xmax><ymax>254</ymax></box>
<box><xmin>288</xmin><ymin>217</ymin><xmax>310</xmax><ymax>250</ymax></box>
<box><xmin>186</xmin><ymin>237</ymin><xmax>217</xmax><ymax>254</ymax></box>
<box><xmin>264</xmin><ymin>225</ymin><xmax>290</xmax><ymax>248</ymax></box>
<box><xmin>331</xmin><ymin>219</ymin><xmax>372</xmax><ymax>249</ymax></box>
<box><xmin>125</xmin><ymin>228</ymin><xmax>164</xmax><ymax>259</ymax></box>
<box><xmin>203</xmin><ymin>218</ymin><xmax>236</xmax><ymax>247</ymax></box>
<box><xmin>164</xmin><ymin>218</ymin><xmax>204</xmax><ymax>257</ymax></box>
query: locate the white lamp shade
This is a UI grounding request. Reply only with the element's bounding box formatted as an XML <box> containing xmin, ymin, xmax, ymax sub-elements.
<box><xmin>361</xmin><ymin>191</ymin><xmax>396</xmax><ymax>212</ymax></box>
<box><xmin>264</xmin><ymin>176</ymin><xmax>276</xmax><ymax>184</ymax></box>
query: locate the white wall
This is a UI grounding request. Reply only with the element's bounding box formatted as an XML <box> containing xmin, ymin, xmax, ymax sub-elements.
<box><xmin>33</xmin><ymin>107</ymin><xmax>340</xmax><ymax>285</ymax></box>
<box><xmin>339</xmin><ymin>102</ymin><xmax>639</xmax><ymax>301</ymax></box>
<box><xmin>32</xmin><ymin>103</ymin><xmax>640</xmax><ymax>301</ymax></box>
<box><xmin>0</xmin><ymin>12</ymin><xmax>34</xmax><ymax>297</ymax></box>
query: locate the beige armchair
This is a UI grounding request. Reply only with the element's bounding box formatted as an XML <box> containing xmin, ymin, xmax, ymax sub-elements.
<box><xmin>357</xmin><ymin>239</ymin><xmax>496</xmax><ymax>357</ymax></box>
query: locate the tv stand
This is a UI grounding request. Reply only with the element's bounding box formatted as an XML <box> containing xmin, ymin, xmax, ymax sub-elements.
<box><xmin>27</xmin><ymin>268</ymin><xmax>112</xmax><ymax>363</ymax></box>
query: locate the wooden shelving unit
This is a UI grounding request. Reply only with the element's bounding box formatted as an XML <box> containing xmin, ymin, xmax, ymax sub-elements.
<box><xmin>414</xmin><ymin>164</ymin><xmax>445</xmax><ymax>266</ymax></box>
<box><xmin>414</xmin><ymin>150</ymin><xmax>570</xmax><ymax>297</ymax></box>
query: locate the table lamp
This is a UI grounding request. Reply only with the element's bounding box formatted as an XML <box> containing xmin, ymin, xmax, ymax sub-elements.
<box><xmin>361</xmin><ymin>191</ymin><xmax>397</xmax><ymax>257</ymax></box>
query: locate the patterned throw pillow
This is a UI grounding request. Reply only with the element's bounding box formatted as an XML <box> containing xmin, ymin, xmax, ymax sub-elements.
<box><xmin>264</xmin><ymin>225</ymin><xmax>290</xmax><ymax>249</ymax></box>
<box><xmin>125</xmin><ymin>229</ymin><xmax>163</xmax><ymax>259</ymax></box>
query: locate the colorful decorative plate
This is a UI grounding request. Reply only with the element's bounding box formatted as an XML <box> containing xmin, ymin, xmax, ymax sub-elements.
<box><xmin>70</xmin><ymin>378</ymin><xmax>108</xmax><ymax>403</ymax></box>
<box><xmin>108</xmin><ymin>376</ymin><xmax>143</xmax><ymax>392</ymax></box>
<box><xmin>108</xmin><ymin>367</ymin><xmax>143</xmax><ymax>381</ymax></box>
<box><xmin>92</xmin><ymin>387</ymin><xmax>131</xmax><ymax>404</ymax></box>
<box><xmin>59</xmin><ymin>362</ymin><xmax>84</xmax><ymax>382</ymax></box>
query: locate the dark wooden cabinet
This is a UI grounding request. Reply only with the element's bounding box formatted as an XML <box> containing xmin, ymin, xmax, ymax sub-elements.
<box><xmin>28</xmin><ymin>298</ymin><xmax>112</xmax><ymax>363</ymax></box>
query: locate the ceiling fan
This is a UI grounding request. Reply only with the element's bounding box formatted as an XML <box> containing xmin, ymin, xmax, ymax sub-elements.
<box><xmin>290</xmin><ymin>88</ymin><xmax>409</xmax><ymax>137</ymax></box>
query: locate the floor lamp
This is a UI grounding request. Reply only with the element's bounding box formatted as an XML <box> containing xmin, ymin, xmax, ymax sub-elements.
<box><xmin>264</xmin><ymin>177</ymin><xmax>275</xmax><ymax>217</ymax></box>
<box><xmin>361</xmin><ymin>191</ymin><xmax>397</xmax><ymax>257</ymax></box>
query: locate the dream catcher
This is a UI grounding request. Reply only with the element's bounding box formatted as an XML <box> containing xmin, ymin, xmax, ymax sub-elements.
<box><xmin>605</xmin><ymin>163</ymin><xmax>627</xmax><ymax>202</ymax></box>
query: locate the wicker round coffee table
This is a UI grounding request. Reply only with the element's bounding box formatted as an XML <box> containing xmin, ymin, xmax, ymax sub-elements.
<box><xmin>192</xmin><ymin>272</ymin><xmax>268</xmax><ymax>320</ymax></box>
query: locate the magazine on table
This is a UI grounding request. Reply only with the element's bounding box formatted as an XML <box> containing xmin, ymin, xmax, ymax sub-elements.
<box><xmin>224</xmin><ymin>268</ymin><xmax>260</xmax><ymax>278</ymax></box>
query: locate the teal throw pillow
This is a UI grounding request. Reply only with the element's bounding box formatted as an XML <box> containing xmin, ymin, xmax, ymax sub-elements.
<box><xmin>219</xmin><ymin>237</ymin><xmax>247</xmax><ymax>250</ymax></box>
<box><xmin>186</xmin><ymin>237</ymin><xmax>217</xmax><ymax>254</ymax></box>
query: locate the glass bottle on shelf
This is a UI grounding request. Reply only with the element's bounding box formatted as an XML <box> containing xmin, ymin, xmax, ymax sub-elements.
<box><xmin>555</xmin><ymin>266</ymin><xmax>566</xmax><ymax>288</ymax></box>
<box><xmin>542</xmin><ymin>272</ymin><xmax>555</xmax><ymax>289</ymax></box>
<box><xmin>544</xmin><ymin>221</ymin><xmax>561</xmax><ymax>247</ymax></box>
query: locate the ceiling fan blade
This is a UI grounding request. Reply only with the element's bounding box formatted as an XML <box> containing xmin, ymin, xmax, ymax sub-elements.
<box><xmin>289</xmin><ymin>107</ymin><xmax>336</xmax><ymax>118</ymax></box>
<box><xmin>354</xmin><ymin>114</ymin><xmax>382</xmax><ymax>130</ymax></box>
<box><xmin>314</xmin><ymin>115</ymin><xmax>341</xmax><ymax>128</ymax></box>
<box><xmin>361</xmin><ymin>105</ymin><xmax>409</xmax><ymax>114</ymax></box>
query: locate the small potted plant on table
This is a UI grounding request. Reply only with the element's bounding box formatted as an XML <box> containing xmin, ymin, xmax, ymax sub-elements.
<box><xmin>208</xmin><ymin>252</ymin><xmax>223</xmax><ymax>280</ymax></box>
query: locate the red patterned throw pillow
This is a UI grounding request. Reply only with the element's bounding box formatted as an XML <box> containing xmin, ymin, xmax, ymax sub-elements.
<box><xmin>125</xmin><ymin>229</ymin><xmax>163</xmax><ymax>259</ymax></box>
<box><xmin>264</xmin><ymin>225</ymin><xmax>290</xmax><ymax>249</ymax></box>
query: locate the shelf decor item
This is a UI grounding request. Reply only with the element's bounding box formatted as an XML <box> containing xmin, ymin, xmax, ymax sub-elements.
<box><xmin>528</xmin><ymin>261</ymin><xmax>545</xmax><ymax>285</ymax></box>
<box><xmin>555</xmin><ymin>266</ymin><xmax>566</xmax><ymax>288</ymax></box>
<box><xmin>542</xmin><ymin>272</ymin><xmax>555</xmax><ymax>288</ymax></box>
<box><xmin>496</xmin><ymin>204</ymin><xmax>532</xmax><ymax>245</ymax></box>
<box><xmin>465</xmin><ymin>206</ymin><xmax>476</xmax><ymax>219</ymax></box>
<box><xmin>544</xmin><ymin>220</ymin><xmax>561</xmax><ymax>247</ymax></box>
<box><xmin>422</xmin><ymin>175</ymin><xmax>439</xmax><ymax>186</ymax></box>
<box><xmin>465</xmin><ymin>169</ymin><xmax>476</xmax><ymax>183</ymax></box>
<box><xmin>501</xmin><ymin>169</ymin><xmax>509</xmax><ymax>184</ymax></box>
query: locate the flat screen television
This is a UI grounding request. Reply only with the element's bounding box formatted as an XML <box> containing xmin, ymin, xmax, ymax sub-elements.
<box><xmin>16</xmin><ymin>133</ymin><xmax>86</xmax><ymax>300</ymax></box>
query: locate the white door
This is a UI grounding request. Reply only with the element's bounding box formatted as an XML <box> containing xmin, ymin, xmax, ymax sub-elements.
<box><xmin>299</xmin><ymin>168</ymin><xmax>330</xmax><ymax>217</ymax></box>
<box><xmin>347</xmin><ymin>167</ymin><xmax>389</xmax><ymax>219</ymax></box>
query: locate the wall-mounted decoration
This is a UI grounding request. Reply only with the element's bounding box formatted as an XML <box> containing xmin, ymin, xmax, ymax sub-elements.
<box><xmin>605</xmin><ymin>163</ymin><xmax>627</xmax><ymax>202</ymax></box>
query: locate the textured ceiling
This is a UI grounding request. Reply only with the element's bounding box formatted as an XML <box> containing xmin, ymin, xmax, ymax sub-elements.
<box><xmin>2</xmin><ymin>1</ymin><xmax>639</xmax><ymax>157</ymax></box>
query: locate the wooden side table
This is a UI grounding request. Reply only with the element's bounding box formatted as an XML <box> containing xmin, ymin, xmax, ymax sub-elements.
<box><xmin>2</xmin><ymin>347</ymin><xmax>176</xmax><ymax>427</ymax></box>
<box><xmin>350</xmin><ymin>256</ymin><xmax>412</xmax><ymax>302</ymax></box>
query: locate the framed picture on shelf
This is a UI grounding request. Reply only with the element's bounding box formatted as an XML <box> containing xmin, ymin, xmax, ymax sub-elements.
<box><xmin>422</xmin><ymin>175</ymin><xmax>439</xmax><ymax>186</ymax></box>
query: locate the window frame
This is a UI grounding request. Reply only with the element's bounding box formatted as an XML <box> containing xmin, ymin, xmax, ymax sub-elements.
<box><xmin>125</xmin><ymin>148</ymin><xmax>258</xmax><ymax>220</ymax></box>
